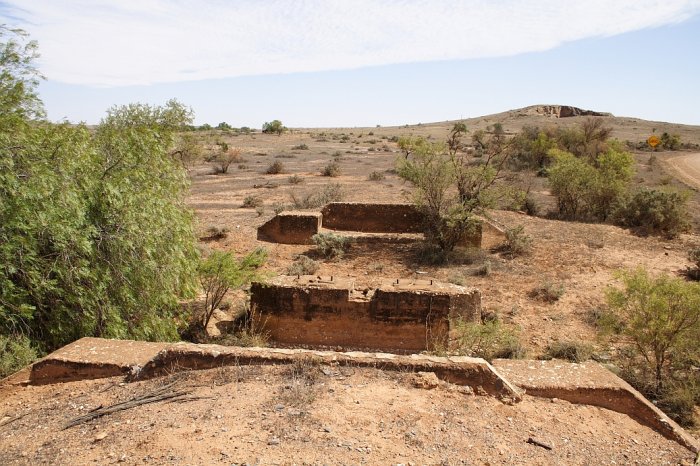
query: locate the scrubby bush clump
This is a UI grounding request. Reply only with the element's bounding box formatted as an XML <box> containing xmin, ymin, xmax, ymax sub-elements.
<box><xmin>322</xmin><ymin>162</ymin><xmax>341</xmax><ymax>177</ymax></box>
<box><xmin>502</xmin><ymin>225</ymin><xmax>532</xmax><ymax>257</ymax></box>
<box><xmin>265</xmin><ymin>160</ymin><xmax>285</xmax><ymax>174</ymax></box>
<box><xmin>689</xmin><ymin>247</ymin><xmax>700</xmax><ymax>280</ymax></box>
<box><xmin>0</xmin><ymin>335</ymin><xmax>37</xmax><ymax>378</ymax></box>
<box><xmin>452</xmin><ymin>319</ymin><xmax>524</xmax><ymax>361</ymax></box>
<box><xmin>612</xmin><ymin>188</ymin><xmax>690</xmax><ymax>239</ymax></box>
<box><xmin>605</xmin><ymin>268</ymin><xmax>700</xmax><ymax>425</ymax></box>
<box><xmin>286</xmin><ymin>255</ymin><xmax>320</xmax><ymax>276</ymax></box>
<box><xmin>290</xmin><ymin>183</ymin><xmax>344</xmax><ymax>209</ymax></box>
<box><xmin>544</xmin><ymin>340</ymin><xmax>593</xmax><ymax>363</ymax></box>
<box><xmin>312</xmin><ymin>233</ymin><xmax>351</xmax><ymax>259</ymax></box>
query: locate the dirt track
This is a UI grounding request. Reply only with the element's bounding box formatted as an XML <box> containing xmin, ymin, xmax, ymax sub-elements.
<box><xmin>663</xmin><ymin>152</ymin><xmax>700</xmax><ymax>190</ymax></box>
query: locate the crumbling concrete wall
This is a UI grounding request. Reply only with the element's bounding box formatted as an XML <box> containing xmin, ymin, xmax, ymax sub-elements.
<box><xmin>256</xmin><ymin>211</ymin><xmax>321</xmax><ymax>244</ymax></box>
<box><xmin>321</xmin><ymin>203</ymin><xmax>424</xmax><ymax>233</ymax></box>
<box><xmin>250</xmin><ymin>276</ymin><xmax>481</xmax><ymax>353</ymax></box>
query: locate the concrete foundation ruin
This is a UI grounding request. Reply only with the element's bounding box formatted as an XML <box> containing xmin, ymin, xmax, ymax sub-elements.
<box><xmin>250</xmin><ymin>276</ymin><xmax>481</xmax><ymax>353</ymax></box>
<box><xmin>256</xmin><ymin>202</ymin><xmax>506</xmax><ymax>247</ymax></box>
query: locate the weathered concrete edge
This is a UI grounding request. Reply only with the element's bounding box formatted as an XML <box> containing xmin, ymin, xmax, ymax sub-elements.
<box><xmin>508</xmin><ymin>381</ymin><xmax>699</xmax><ymax>453</ymax></box>
<box><xmin>132</xmin><ymin>343</ymin><xmax>523</xmax><ymax>402</ymax></box>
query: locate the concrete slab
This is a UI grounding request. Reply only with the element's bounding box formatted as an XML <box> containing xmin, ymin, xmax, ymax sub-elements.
<box><xmin>28</xmin><ymin>337</ymin><xmax>168</xmax><ymax>384</ymax></box>
<box><xmin>493</xmin><ymin>359</ymin><xmax>700</xmax><ymax>453</ymax></box>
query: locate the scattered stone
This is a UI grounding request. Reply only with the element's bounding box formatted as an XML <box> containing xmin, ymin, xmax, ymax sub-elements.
<box><xmin>412</xmin><ymin>372</ymin><xmax>440</xmax><ymax>390</ymax></box>
<box><xmin>267</xmin><ymin>437</ymin><xmax>280</xmax><ymax>446</ymax></box>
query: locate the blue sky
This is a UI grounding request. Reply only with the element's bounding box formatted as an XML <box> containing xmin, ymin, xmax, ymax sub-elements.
<box><xmin>3</xmin><ymin>1</ymin><xmax>700</xmax><ymax>127</ymax></box>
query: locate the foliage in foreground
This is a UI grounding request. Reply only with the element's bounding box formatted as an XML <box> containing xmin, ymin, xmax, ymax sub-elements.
<box><xmin>605</xmin><ymin>269</ymin><xmax>700</xmax><ymax>425</ymax></box>
<box><xmin>312</xmin><ymin>233</ymin><xmax>352</xmax><ymax>259</ymax></box>
<box><xmin>198</xmin><ymin>249</ymin><xmax>267</xmax><ymax>331</ymax></box>
<box><xmin>452</xmin><ymin>318</ymin><xmax>524</xmax><ymax>361</ymax></box>
<box><xmin>0</xmin><ymin>26</ymin><xmax>199</xmax><ymax>356</ymax></box>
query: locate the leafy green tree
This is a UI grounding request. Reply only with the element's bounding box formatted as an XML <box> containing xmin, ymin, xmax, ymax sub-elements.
<box><xmin>0</xmin><ymin>28</ymin><xmax>199</xmax><ymax>352</ymax></box>
<box><xmin>198</xmin><ymin>249</ymin><xmax>267</xmax><ymax>330</ymax></box>
<box><xmin>262</xmin><ymin>119</ymin><xmax>286</xmax><ymax>135</ymax></box>
<box><xmin>397</xmin><ymin>123</ymin><xmax>509</xmax><ymax>253</ymax></box>
<box><xmin>606</xmin><ymin>269</ymin><xmax>700</xmax><ymax>392</ymax></box>
<box><xmin>548</xmin><ymin>146</ymin><xmax>634</xmax><ymax>221</ymax></box>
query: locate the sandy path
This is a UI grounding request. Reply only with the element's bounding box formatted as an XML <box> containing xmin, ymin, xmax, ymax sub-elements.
<box><xmin>663</xmin><ymin>152</ymin><xmax>700</xmax><ymax>190</ymax></box>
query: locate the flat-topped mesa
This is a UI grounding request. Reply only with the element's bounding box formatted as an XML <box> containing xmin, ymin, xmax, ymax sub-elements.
<box><xmin>515</xmin><ymin>105</ymin><xmax>613</xmax><ymax>118</ymax></box>
<box><xmin>250</xmin><ymin>276</ymin><xmax>481</xmax><ymax>354</ymax></box>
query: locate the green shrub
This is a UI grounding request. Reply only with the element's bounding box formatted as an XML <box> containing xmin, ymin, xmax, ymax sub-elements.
<box><xmin>312</xmin><ymin>233</ymin><xmax>351</xmax><ymax>259</ymax></box>
<box><xmin>368</xmin><ymin>171</ymin><xmax>385</xmax><ymax>181</ymax></box>
<box><xmin>503</xmin><ymin>225</ymin><xmax>532</xmax><ymax>257</ymax></box>
<box><xmin>242</xmin><ymin>195</ymin><xmax>263</xmax><ymax>208</ymax></box>
<box><xmin>613</xmin><ymin>188</ymin><xmax>690</xmax><ymax>238</ymax></box>
<box><xmin>452</xmin><ymin>319</ymin><xmax>524</xmax><ymax>361</ymax></box>
<box><xmin>322</xmin><ymin>162</ymin><xmax>341</xmax><ymax>177</ymax></box>
<box><xmin>286</xmin><ymin>255</ymin><xmax>320</xmax><ymax>276</ymax></box>
<box><xmin>544</xmin><ymin>340</ymin><xmax>593</xmax><ymax>363</ymax></box>
<box><xmin>288</xmin><ymin>174</ymin><xmax>303</xmax><ymax>185</ymax></box>
<box><xmin>197</xmin><ymin>249</ymin><xmax>267</xmax><ymax>330</ymax></box>
<box><xmin>0</xmin><ymin>334</ymin><xmax>38</xmax><ymax>378</ymax></box>
<box><xmin>606</xmin><ymin>268</ymin><xmax>700</xmax><ymax>393</ymax></box>
<box><xmin>689</xmin><ymin>247</ymin><xmax>700</xmax><ymax>280</ymax></box>
<box><xmin>529</xmin><ymin>281</ymin><xmax>565</xmax><ymax>302</ymax></box>
<box><xmin>548</xmin><ymin>147</ymin><xmax>634</xmax><ymax>222</ymax></box>
<box><xmin>290</xmin><ymin>183</ymin><xmax>344</xmax><ymax>209</ymax></box>
<box><xmin>265</xmin><ymin>160</ymin><xmax>285</xmax><ymax>174</ymax></box>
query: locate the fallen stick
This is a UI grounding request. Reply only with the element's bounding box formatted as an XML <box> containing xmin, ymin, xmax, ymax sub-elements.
<box><xmin>63</xmin><ymin>382</ymin><xmax>192</xmax><ymax>429</ymax></box>
<box><xmin>0</xmin><ymin>411</ymin><xmax>29</xmax><ymax>428</ymax></box>
<box><xmin>527</xmin><ymin>437</ymin><xmax>553</xmax><ymax>450</ymax></box>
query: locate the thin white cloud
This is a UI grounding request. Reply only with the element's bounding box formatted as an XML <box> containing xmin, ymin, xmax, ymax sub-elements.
<box><xmin>3</xmin><ymin>0</ymin><xmax>700</xmax><ymax>87</ymax></box>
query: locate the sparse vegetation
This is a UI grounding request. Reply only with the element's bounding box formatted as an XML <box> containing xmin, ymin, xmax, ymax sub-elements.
<box><xmin>262</xmin><ymin>119</ymin><xmax>286</xmax><ymax>135</ymax></box>
<box><xmin>214</xmin><ymin>143</ymin><xmax>243</xmax><ymax>174</ymax></box>
<box><xmin>544</xmin><ymin>340</ymin><xmax>593</xmax><ymax>363</ymax></box>
<box><xmin>312</xmin><ymin>233</ymin><xmax>351</xmax><ymax>259</ymax></box>
<box><xmin>502</xmin><ymin>225</ymin><xmax>532</xmax><ymax>257</ymax></box>
<box><xmin>286</xmin><ymin>255</ymin><xmax>320</xmax><ymax>276</ymax></box>
<box><xmin>452</xmin><ymin>319</ymin><xmax>524</xmax><ymax>361</ymax></box>
<box><xmin>203</xmin><ymin>225</ymin><xmax>230</xmax><ymax>240</ymax></box>
<box><xmin>605</xmin><ymin>268</ymin><xmax>700</xmax><ymax>425</ymax></box>
<box><xmin>612</xmin><ymin>188</ymin><xmax>690</xmax><ymax>238</ymax></box>
<box><xmin>242</xmin><ymin>195</ymin><xmax>263</xmax><ymax>208</ymax></box>
<box><xmin>288</xmin><ymin>174</ymin><xmax>303</xmax><ymax>184</ymax></box>
<box><xmin>291</xmin><ymin>143</ymin><xmax>309</xmax><ymax>150</ymax></box>
<box><xmin>529</xmin><ymin>281</ymin><xmax>565</xmax><ymax>302</ymax></box>
<box><xmin>197</xmin><ymin>249</ymin><xmax>267</xmax><ymax>331</ymax></box>
<box><xmin>290</xmin><ymin>183</ymin><xmax>344</xmax><ymax>209</ymax></box>
<box><xmin>688</xmin><ymin>247</ymin><xmax>700</xmax><ymax>280</ymax></box>
<box><xmin>368</xmin><ymin>171</ymin><xmax>385</xmax><ymax>181</ymax></box>
<box><xmin>265</xmin><ymin>160</ymin><xmax>285</xmax><ymax>174</ymax></box>
<box><xmin>322</xmin><ymin>161</ymin><xmax>341</xmax><ymax>177</ymax></box>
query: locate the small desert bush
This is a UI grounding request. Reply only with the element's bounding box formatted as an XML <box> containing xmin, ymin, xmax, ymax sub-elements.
<box><xmin>312</xmin><ymin>233</ymin><xmax>351</xmax><ymax>259</ymax></box>
<box><xmin>321</xmin><ymin>162</ymin><xmax>341</xmax><ymax>177</ymax></box>
<box><xmin>367</xmin><ymin>171</ymin><xmax>385</xmax><ymax>181</ymax></box>
<box><xmin>265</xmin><ymin>160</ymin><xmax>285</xmax><ymax>174</ymax></box>
<box><xmin>544</xmin><ymin>340</ymin><xmax>593</xmax><ymax>363</ymax></box>
<box><xmin>529</xmin><ymin>281</ymin><xmax>565</xmax><ymax>302</ymax></box>
<box><xmin>452</xmin><ymin>319</ymin><xmax>524</xmax><ymax>361</ymax></box>
<box><xmin>503</xmin><ymin>225</ymin><xmax>532</xmax><ymax>257</ymax></box>
<box><xmin>0</xmin><ymin>334</ymin><xmax>38</xmax><ymax>378</ymax></box>
<box><xmin>288</xmin><ymin>174</ymin><xmax>303</xmax><ymax>185</ymax></box>
<box><xmin>613</xmin><ymin>188</ymin><xmax>690</xmax><ymax>239</ymax></box>
<box><xmin>290</xmin><ymin>183</ymin><xmax>344</xmax><ymax>209</ymax></box>
<box><xmin>286</xmin><ymin>255</ymin><xmax>320</xmax><ymax>276</ymax></box>
<box><xmin>203</xmin><ymin>225</ymin><xmax>230</xmax><ymax>240</ymax></box>
<box><xmin>291</xmin><ymin>143</ymin><xmax>309</xmax><ymax>150</ymax></box>
<box><xmin>242</xmin><ymin>195</ymin><xmax>263</xmax><ymax>208</ymax></box>
<box><xmin>473</xmin><ymin>260</ymin><xmax>492</xmax><ymax>277</ymax></box>
<box><xmin>688</xmin><ymin>247</ymin><xmax>700</xmax><ymax>280</ymax></box>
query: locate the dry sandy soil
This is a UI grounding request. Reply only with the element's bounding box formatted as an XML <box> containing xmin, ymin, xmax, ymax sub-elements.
<box><xmin>1</xmin><ymin>365</ymin><xmax>696</xmax><ymax>465</ymax></box>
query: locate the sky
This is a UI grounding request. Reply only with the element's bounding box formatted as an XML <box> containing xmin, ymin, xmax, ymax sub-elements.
<box><xmin>2</xmin><ymin>0</ymin><xmax>700</xmax><ymax>127</ymax></box>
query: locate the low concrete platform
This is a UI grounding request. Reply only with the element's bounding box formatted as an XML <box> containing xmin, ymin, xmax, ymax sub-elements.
<box><xmin>493</xmin><ymin>359</ymin><xmax>700</xmax><ymax>453</ymax></box>
<box><xmin>28</xmin><ymin>337</ymin><xmax>168</xmax><ymax>384</ymax></box>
